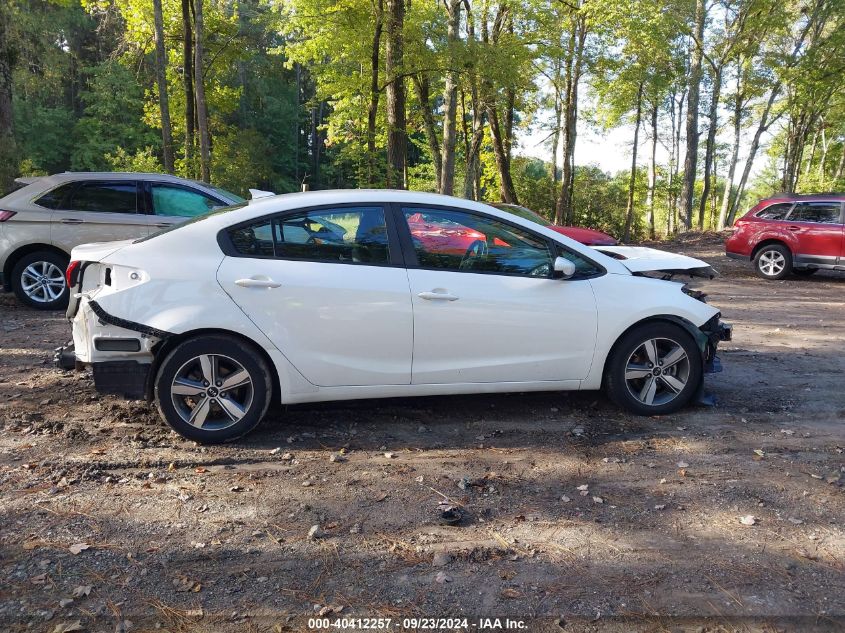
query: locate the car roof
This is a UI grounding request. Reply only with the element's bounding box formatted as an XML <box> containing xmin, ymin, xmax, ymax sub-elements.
<box><xmin>761</xmin><ymin>192</ymin><xmax>845</xmax><ymax>202</ymax></box>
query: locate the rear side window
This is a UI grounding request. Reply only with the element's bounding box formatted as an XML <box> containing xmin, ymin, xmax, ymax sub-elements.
<box><xmin>229</xmin><ymin>220</ymin><xmax>275</xmax><ymax>257</ymax></box>
<box><xmin>226</xmin><ymin>207</ymin><xmax>390</xmax><ymax>264</ymax></box>
<box><xmin>755</xmin><ymin>203</ymin><xmax>792</xmax><ymax>220</ymax></box>
<box><xmin>35</xmin><ymin>183</ymin><xmax>76</xmax><ymax>209</ymax></box>
<box><xmin>62</xmin><ymin>181</ymin><xmax>138</xmax><ymax>213</ymax></box>
<box><xmin>789</xmin><ymin>202</ymin><xmax>842</xmax><ymax>224</ymax></box>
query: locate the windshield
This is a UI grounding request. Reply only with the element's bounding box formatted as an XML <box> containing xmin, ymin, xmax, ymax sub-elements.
<box><xmin>133</xmin><ymin>202</ymin><xmax>248</xmax><ymax>243</ymax></box>
<box><xmin>489</xmin><ymin>203</ymin><xmax>552</xmax><ymax>227</ymax></box>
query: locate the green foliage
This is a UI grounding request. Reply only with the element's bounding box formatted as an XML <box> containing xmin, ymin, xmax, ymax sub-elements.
<box><xmin>71</xmin><ymin>62</ymin><xmax>157</xmax><ymax>171</ymax></box>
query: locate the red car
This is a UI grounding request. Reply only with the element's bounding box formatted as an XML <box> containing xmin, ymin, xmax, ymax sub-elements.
<box><xmin>725</xmin><ymin>194</ymin><xmax>845</xmax><ymax>280</ymax></box>
<box><xmin>490</xmin><ymin>203</ymin><xmax>618</xmax><ymax>246</ymax></box>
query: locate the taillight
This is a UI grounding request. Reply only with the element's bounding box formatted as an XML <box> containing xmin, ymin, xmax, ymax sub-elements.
<box><xmin>66</xmin><ymin>260</ymin><xmax>81</xmax><ymax>287</ymax></box>
<box><xmin>0</xmin><ymin>210</ymin><xmax>16</xmax><ymax>221</ymax></box>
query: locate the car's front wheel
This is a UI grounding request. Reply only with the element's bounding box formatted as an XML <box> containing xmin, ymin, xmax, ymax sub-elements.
<box><xmin>753</xmin><ymin>244</ymin><xmax>792</xmax><ymax>280</ymax></box>
<box><xmin>605</xmin><ymin>322</ymin><xmax>702</xmax><ymax>416</ymax></box>
<box><xmin>154</xmin><ymin>335</ymin><xmax>273</xmax><ymax>444</ymax></box>
<box><xmin>11</xmin><ymin>250</ymin><xmax>69</xmax><ymax>310</ymax></box>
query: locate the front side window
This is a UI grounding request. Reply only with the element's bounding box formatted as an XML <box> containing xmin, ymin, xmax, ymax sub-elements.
<box><xmin>63</xmin><ymin>181</ymin><xmax>138</xmax><ymax>214</ymax></box>
<box><xmin>756</xmin><ymin>202</ymin><xmax>792</xmax><ymax>220</ymax></box>
<box><xmin>789</xmin><ymin>202</ymin><xmax>842</xmax><ymax>224</ymax></box>
<box><xmin>403</xmin><ymin>207</ymin><xmax>553</xmax><ymax>277</ymax></box>
<box><xmin>226</xmin><ymin>206</ymin><xmax>390</xmax><ymax>264</ymax></box>
<box><xmin>151</xmin><ymin>184</ymin><xmax>224</xmax><ymax>217</ymax></box>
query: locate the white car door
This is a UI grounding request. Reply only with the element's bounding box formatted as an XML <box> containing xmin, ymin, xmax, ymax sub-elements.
<box><xmin>399</xmin><ymin>206</ymin><xmax>599</xmax><ymax>384</ymax></box>
<box><xmin>216</xmin><ymin>205</ymin><xmax>414</xmax><ymax>387</ymax></box>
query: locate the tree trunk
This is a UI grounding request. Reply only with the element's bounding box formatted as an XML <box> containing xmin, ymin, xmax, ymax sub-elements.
<box><xmin>645</xmin><ymin>101</ymin><xmax>658</xmax><ymax>239</ymax></box>
<box><xmin>550</xmin><ymin>58</ymin><xmax>562</xmax><ymax>211</ymax></box>
<box><xmin>717</xmin><ymin>65</ymin><xmax>743</xmax><ymax>230</ymax></box>
<box><xmin>555</xmin><ymin>14</ymin><xmax>586</xmax><ymax>225</ymax></box>
<box><xmin>698</xmin><ymin>65</ymin><xmax>721</xmax><ymax>229</ymax></box>
<box><xmin>182</xmin><ymin>0</ymin><xmax>195</xmax><ymax>175</ymax></box>
<box><xmin>463</xmin><ymin>83</ymin><xmax>485</xmax><ymax>200</ymax></box>
<box><xmin>679</xmin><ymin>0</ymin><xmax>706</xmax><ymax>231</ymax></box>
<box><xmin>153</xmin><ymin>0</ymin><xmax>175</xmax><ymax>173</ymax></box>
<box><xmin>366</xmin><ymin>0</ymin><xmax>383</xmax><ymax>186</ymax></box>
<box><xmin>623</xmin><ymin>82</ymin><xmax>643</xmax><ymax>243</ymax></box>
<box><xmin>194</xmin><ymin>0</ymin><xmax>211</xmax><ymax>182</ymax></box>
<box><xmin>385</xmin><ymin>0</ymin><xmax>406</xmax><ymax>189</ymax></box>
<box><xmin>440</xmin><ymin>0</ymin><xmax>461</xmax><ymax>195</ymax></box>
<box><xmin>486</xmin><ymin>103</ymin><xmax>518</xmax><ymax>203</ymax></box>
<box><xmin>0</xmin><ymin>3</ymin><xmax>15</xmax><ymax>192</ymax></box>
<box><xmin>413</xmin><ymin>74</ymin><xmax>442</xmax><ymax>192</ymax></box>
<box><xmin>834</xmin><ymin>143</ymin><xmax>845</xmax><ymax>181</ymax></box>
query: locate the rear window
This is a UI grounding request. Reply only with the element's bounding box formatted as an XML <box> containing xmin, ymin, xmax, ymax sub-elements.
<box><xmin>133</xmin><ymin>202</ymin><xmax>248</xmax><ymax>243</ymax></box>
<box><xmin>755</xmin><ymin>202</ymin><xmax>792</xmax><ymax>220</ymax></box>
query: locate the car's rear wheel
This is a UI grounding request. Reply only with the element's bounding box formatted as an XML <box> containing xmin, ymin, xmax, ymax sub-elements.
<box><xmin>11</xmin><ymin>250</ymin><xmax>69</xmax><ymax>310</ymax></box>
<box><xmin>606</xmin><ymin>322</ymin><xmax>702</xmax><ymax>416</ymax></box>
<box><xmin>753</xmin><ymin>244</ymin><xmax>792</xmax><ymax>280</ymax></box>
<box><xmin>154</xmin><ymin>335</ymin><xmax>273</xmax><ymax>444</ymax></box>
<box><xmin>793</xmin><ymin>268</ymin><xmax>818</xmax><ymax>277</ymax></box>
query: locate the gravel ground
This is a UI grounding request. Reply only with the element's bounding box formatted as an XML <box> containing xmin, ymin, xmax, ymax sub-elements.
<box><xmin>1</xmin><ymin>233</ymin><xmax>843</xmax><ymax>633</ymax></box>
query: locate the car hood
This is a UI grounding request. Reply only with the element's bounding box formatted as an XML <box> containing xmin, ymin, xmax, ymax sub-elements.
<box><xmin>70</xmin><ymin>239</ymin><xmax>136</xmax><ymax>263</ymax></box>
<box><xmin>592</xmin><ymin>246</ymin><xmax>716</xmax><ymax>278</ymax></box>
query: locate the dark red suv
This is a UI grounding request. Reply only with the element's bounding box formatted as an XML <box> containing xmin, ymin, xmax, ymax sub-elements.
<box><xmin>725</xmin><ymin>194</ymin><xmax>845</xmax><ymax>280</ymax></box>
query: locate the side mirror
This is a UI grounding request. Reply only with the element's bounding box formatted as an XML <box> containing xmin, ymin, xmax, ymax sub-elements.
<box><xmin>553</xmin><ymin>256</ymin><xmax>576</xmax><ymax>279</ymax></box>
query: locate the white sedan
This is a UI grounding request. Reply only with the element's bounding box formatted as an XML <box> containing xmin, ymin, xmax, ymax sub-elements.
<box><xmin>58</xmin><ymin>190</ymin><xmax>730</xmax><ymax>443</ymax></box>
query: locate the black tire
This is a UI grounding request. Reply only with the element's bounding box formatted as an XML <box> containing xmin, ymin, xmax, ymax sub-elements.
<box><xmin>605</xmin><ymin>322</ymin><xmax>703</xmax><ymax>416</ymax></box>
<box><xmin>753</xmin><ymin>244</ymin><xmax>792</xmax><ymax>280</ymax></box>
<box><xmin>793</xmin><ymin>268</ymin><xmax>818</xmax><ymax>277</ymax></box>
<box><xmin>11</xmin><ymin>250</ymin><xmax>69</xmax><ymax>310</ymax></box>
<box><xmin>154</xmin><ymin>335</ymin><xmax>273</xmax><ymax>444</ymax></box>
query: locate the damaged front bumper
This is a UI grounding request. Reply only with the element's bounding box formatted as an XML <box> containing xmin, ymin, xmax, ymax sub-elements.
<box><xmin>699</xmin><ymin>314</ymin><xmax>732</xmax><ymax>374</ymax></box>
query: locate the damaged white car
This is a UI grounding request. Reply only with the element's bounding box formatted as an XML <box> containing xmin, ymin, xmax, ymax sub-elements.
<box><xmin>57</xmin><ymin>190</ymin><xmax>730</xmax><ymax>443</ymax></box>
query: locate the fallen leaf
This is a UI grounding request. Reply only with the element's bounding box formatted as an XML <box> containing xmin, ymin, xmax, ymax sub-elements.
<box><xmin>72</xmin><ymin>585</ymin><xmax>92</xmax><ymax>598</ymax></box>
<box><xmin>739</xmin><ymin>515</ymin><xmax>757</xmax><ymax>526</ymax></box>
<box><xmin>195</xmin><ymin>467</ymin><xmax>208</xmax><ymax>474</ymax></box>
<box><xmin>68</xmin><ymin>543</ymin><xmax>89</xmax><ymax>555</ymax></box>
<box><xmin>753</xmin><ymin>449</ymin><xmax>765</xmax><ymax>457</ymax></box>
<box><xmin>501</xmin><ymin>588</ymin><xmax>523</xmax><ymax>599</ymax></box>
<box><xmin>51</xmin><ymin>622</ymin><xmax>83</xmax><ymax>633</ymax></box>
<box><xmin>592</xmin><ymin>496</ymin><xmax>604</xmax><ymax>504</ymax></box>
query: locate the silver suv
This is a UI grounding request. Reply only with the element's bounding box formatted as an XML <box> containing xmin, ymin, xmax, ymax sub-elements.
<box><xmin>0</xmin><ymin>172</ymin><xmax>243</xmax><ymax>309</ymax></box>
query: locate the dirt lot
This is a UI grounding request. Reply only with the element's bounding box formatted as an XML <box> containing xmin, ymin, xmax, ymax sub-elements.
<box><xmin>1</xmin><ymin>233</ymin><xmax>843</xmax><ymax>633</ymax></box>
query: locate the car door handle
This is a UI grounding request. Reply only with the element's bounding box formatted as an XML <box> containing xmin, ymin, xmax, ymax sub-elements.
<box><xmin>60</xmin><ymin>218</ymin><xmax>84</xmax><ymax>224</ymax></box>
<box><xmin>154</xmin><ymin>222</ymin><xmax>174</xmax><ymax>228</ymax></box>
<box><xmin>235</xmin><ymin>278</ymin><xmax>282</xmax><ymax>288</ymax></box>
<box><xmin>418</xmin><ymin>291</ymin><xmax>459</xmax><ymax>301</ymax></box>
<box><xmin>787</xmin><ymin>225</ymin><xmax>802</xmax><ymax>231</ymax></box>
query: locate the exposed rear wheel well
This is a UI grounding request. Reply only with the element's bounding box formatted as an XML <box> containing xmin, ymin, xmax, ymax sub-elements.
<box><xmin>3</xmin><ymin>244</ymin><xmax>69</xmax><ymax>291</ymax></box>
<box><xmin>147</xmin><ymin>329</ymin><xmax>282</xmax><ymax>406</ymax></box>
<box><xmin>601</xmin><ymin>315</ymin><xmax>704</xmax><ymax>387</ymax></box>
<box><xmin>751</xmin><ymin>239</ymin><xmax>791</xmax><ymax>259</ymax></box>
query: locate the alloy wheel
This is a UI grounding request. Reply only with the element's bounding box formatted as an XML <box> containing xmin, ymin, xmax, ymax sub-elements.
<box><xmin>21</xmin><ymin>261</ymin><xmax>66</xmax><ymax>304</ymax></box>
<box><xmin>170</xmin><ymin>354</ymin><xmax>254</xmax><ymax>431</ymax></box>
<box><xmin>758</xmin><ymin>250</ymin><xmax>786</xmax><ymax>277</ymax></box>
<box><xmin>624</xmin><ymin>337</ymin><xmax>691</xmax><ymax>407</ymax></box>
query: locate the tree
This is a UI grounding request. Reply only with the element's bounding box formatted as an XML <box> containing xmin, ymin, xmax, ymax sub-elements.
<box><xmin>679</xmin><ymin>0</ymin><xmax>706</xmax><ymax>230</ymax></box>
<box><xmin>385</xmin><ymin>0</ymin><xmax>407</xmax><ymax>188</ymax></box>
<box><xmin>193</xmin><ymin>0</ymin><xmax>211</xmax><ymax>182</ymax></box>
<box><xmin>152</xmin><ymin>0</ymin><xmax>174</xmax><ymax>173</ymax></box>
